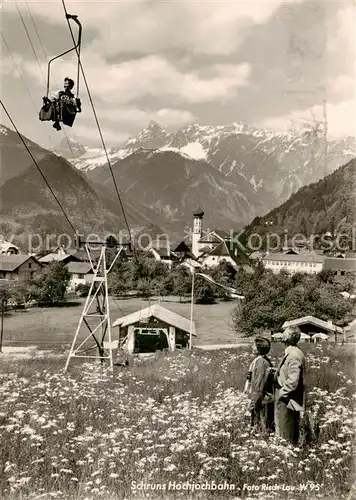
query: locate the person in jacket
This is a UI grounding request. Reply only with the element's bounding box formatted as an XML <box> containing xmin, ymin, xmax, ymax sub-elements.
<box><xmin>244</xmin><ymin>336</ymin><xmax>275</xmax><ymax>433</ymax></box>
<box><xmin>41</xmin><ymin>77</ymin><xmax>81</xmax><ymax>131</ymax></box>
<box><xmin>275</xmin><ymin>326</ymin><xmax>306</xmax><ymax>445</ymax></box>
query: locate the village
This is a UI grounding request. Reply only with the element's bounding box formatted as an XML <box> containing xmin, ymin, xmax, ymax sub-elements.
<box><xmin>0</xmin><ymin>208</ymin><xmax>355</xmax><ymax>358</ymax></box>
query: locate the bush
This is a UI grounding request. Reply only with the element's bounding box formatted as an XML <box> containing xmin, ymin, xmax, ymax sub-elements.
<box><xmin>75</xmin><ymin>283</ymin><xmax>92</xmax><ymax>297</ymax></box>
<box><xmin>30</xmin><ymin>262</ymin><xmax>70</xmax><ymax>306</ymax></box>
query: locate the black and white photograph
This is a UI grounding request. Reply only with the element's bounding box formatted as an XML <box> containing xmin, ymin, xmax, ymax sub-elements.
<box><xmin>0</xmin><ymin>0</ymin><xmax>355</xmax><ymax>499</ymax></box>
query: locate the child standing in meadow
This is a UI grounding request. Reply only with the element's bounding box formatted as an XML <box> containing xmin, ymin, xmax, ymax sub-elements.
<box><xmin>244</xmin><ymin>336</ymin><xmax>275</xmax><ymax>433</ymax></box>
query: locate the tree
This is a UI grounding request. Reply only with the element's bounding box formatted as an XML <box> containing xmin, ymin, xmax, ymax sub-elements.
<box><xmin>151</xmin><ymin>277</ymin><xmax>168</xmax><ymax>298</ymax></box>
<box><xmin>30</xmin><ymin>262</ymin><xmax>70</xmax><ymax>306</ymax></box>
<box><xmin>172</xmin><ymin>266</ymin><xmax>192</xmax><ymax>301</ymax></box>
<box><xmin>314</xmin><ymin>283</ymin><xmax>353</xmax><ymax>323</ymax></box>
<box><xmin>106</xmin><ymin>235</ymin><xmax>118</xmax><ymax>247</ymax></box>
<box><xmin>108</xmin><ymin>260</ymin><xmax>133</xmax><ymax>296</ymax></box>
<box><xmin>209</xmin><ymin>261</ymin><xmax>237</xmax><ymax>299</ymax></box>
<box><xmin>232</xmin><ymin>270</ymin><xmax>354</xmax><ymax>337</ymax></box>
<box><xmin>194</xmin><ymin>276</ymin><xmax>217</xmax><ymax>304</ymax></box>
<box><xmin>5</xmin><ymin>279</ymin><xmax>33</xmax><ymax>308</ymax></box>
<box><xmin>234</xmin><ymin>267</ymin><xmax>256</xmax><ymax>295</ymax></box>
<box><xmin>210</xmin><ymin>261</ymin><xmax>237</xmax><ymax>283</ymax></box>
<box><xmin>108</xmin><ymin>251</ymin><xmax>172</xmax><ymax>297</ymax></box>
<box><xmin>136</xmin><ymin>278</ymin><xmax>152</xmax><ymax>298</ymax></box>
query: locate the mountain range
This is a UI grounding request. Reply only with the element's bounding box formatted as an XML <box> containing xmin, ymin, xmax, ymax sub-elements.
<box><xmin>59</xmin><ymin>120</ymin><xmax>355</xmax><ymax>213</ymax></box>
<box><xmin>1</xmin><ymin>119</ymin><xmax>355</xmax><ymax>250</ymax></box>
<box><xmin>0</xmin><ymin>126</ymin><xmax>165</xmax><ymax>248</ymax></box>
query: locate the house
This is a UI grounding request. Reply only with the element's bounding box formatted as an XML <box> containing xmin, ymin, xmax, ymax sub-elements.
<box><xmin>39</xmin><ymin>246</ymin><xmax>81</xmax><ymax>265</ymax></box>
<box><xmin>200</xmin><ymin>241</ymin><xmax>237</xmax><ymax>269</ymax></box>
<box><xmin>112</xmin><ymin>304</ymin><xmax>196</xmax><ymax>354</ymax></box>
<box><xmin>197</xmin><ymin>229</ymin><xmax>230</xmax><ymax>254</ymax></box>
<box><xmin>323</xmin><ymin>257</ymin><xmax>356</xmax><ymax>276</ymax></box>
<box><xmin>199</xmin><ymin>240</ymin><xmax>253</xmax><ymax>272</ymax></box>
<box><xmin>262</xmin><ymin>250</ymin><xmax>325</xmax><ymax>274</ymax></box>
<box><xmin>65</xmin><ymin>247</ymin><xmax>104</xmax><ymax>264</ymax></box>
<box><xmin>283</xmin><ymin>248</ymin><xmax>300</xmax><ymax>255</ymax></box>
<box><xmin>148</xmin><ymin>243</ymin><xmax>177</xmax><ymax>267</ymax></box>
<box><xmin>282</xmin><ymin>316</ymin><xmax>343</xmax><ymax>340</ymax></box>
<box><xmin>0</xmin><ymin>240</ymin><xmax>20</xmax><ymax>255</ymax></box>
<box><xmin>65</xmin><ymin>262</ymin><xmax>94</xmax><ymax>292</ymax></box>
<box><xmin>172</xmin><ymin>241</ymin><xmax>196</xmax><ymax>260</ymax></box>
<box><xmin>0</xmin><ymin>255</ymin><xmax>42</xmax><ymax>281</ymax></box>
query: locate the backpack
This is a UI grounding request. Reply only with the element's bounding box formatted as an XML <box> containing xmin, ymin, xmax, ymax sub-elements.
<box><xmin>263</xmin><ymin>356</ymin><xmax>275</xmax><ymax>401</ymax></box>
<box><xmin>39</xmin><ymin>102</ymin><xmax>55</xmax><ymax>121</ymax></box>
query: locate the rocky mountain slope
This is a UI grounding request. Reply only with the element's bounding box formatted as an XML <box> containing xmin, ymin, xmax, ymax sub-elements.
<box><xmin>0</xmin><ymin>126</ymin><xmax>166</xmax><ymax>249</ymax></box>
<box><xmin>242</xmin><ymin>157</ymin><xmax>356</xmax><ymax>249</ymax></box>
<box><xmin>67</xmin><ymin>120</ymin><xmax>356</xmax><ymax>212</ymax></box>
<box><xmin>86</xmin><ymin>149</ymin><xmax>259</xmax><ymax>232</ymax></box>
<box><xmin>0</xmin><ymin>125</ymin><xmax>51</xmax><ymax>186</ymax></box>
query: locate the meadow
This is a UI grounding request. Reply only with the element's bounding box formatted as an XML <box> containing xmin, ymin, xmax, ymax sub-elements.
<box><xmin>1</xmin><ymin>295</ymin><xmax>239</xmax><ymax>347</ymax></box>
<box><xmin>0</xmin><ymin>343</ymin><xmax>354</xmax><ymax>500</ymax></box>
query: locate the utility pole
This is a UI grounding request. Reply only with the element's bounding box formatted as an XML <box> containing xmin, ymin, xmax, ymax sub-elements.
<box><xmin>0</xmin><ymin>297</ymin><xmax>5</xmax><ymax>353</ymax></box>
<box><xmin>189</xmin><ymin>268</ymin><xmax>195</xmax><ymax>350</ymax></box>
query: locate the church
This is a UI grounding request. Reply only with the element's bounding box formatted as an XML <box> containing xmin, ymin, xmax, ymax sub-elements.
<box><xmin>175</xmin><ymin>208</ymin><xmax>253</xmax><ymax>272</ymax></box>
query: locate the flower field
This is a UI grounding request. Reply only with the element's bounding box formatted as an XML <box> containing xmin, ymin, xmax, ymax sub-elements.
<box><xmin>0</xmin><ymin>344</ymin><xmax>355</xmax><ymax>500</ymax></box>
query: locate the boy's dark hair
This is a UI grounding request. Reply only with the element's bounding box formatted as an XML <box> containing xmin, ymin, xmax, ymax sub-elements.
<box><xmin>64</xmin><ymin>77</ymin><xmax>75</xmax><ymax>89</ymax></box>
<box><xmin>254</xmin><ymin>336</ymin><xmax>271</xmax><ymax>356</ymax></box>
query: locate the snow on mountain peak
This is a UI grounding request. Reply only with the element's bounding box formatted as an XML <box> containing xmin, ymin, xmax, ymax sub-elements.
<box><xmin>159</xmin><ymin>142</ymin><xmax>207</xmax><ymax>161</ymax></box>
<box><xmin>134</xmin><ymin>120</ymin><xmax>170</xmax><ymax>146</ymax></box>
<box><xmin>59</xmin><ymin>120</ymin><xmax>355</xmax><ymax>187</ymax></box>
<box><xmin>180</xmin><ymin>142</ymin><xmax>206</xmax><ymax>160</ymax></box>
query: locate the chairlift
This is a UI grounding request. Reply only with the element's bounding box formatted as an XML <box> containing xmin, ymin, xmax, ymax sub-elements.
<box><xmin>39</xmin><ymin>14</ymin><xmax>82</xmax><ymax>129</ymax></box>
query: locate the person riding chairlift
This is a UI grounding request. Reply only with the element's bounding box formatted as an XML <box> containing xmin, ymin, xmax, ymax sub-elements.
<box><xmin>41</xmin><ymin>77</ymin><xmax>81</xmax><ymax>131</ymax></box>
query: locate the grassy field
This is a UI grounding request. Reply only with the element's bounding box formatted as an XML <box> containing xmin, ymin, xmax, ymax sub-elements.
<box><xmin>1</xmin><ymin>295</ymin><xmax>239</xmax><ymax>347</ymax></box>
<box><xmin>0</xmin><ymin>343</ymin><xmax>354</xmax><ymax>500</ymax></box>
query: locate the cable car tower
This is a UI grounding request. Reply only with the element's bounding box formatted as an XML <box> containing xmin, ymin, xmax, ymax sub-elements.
<box><xmin>64</xmin><ymin>232</ymin><xmax>130</xmax><ymax>373</ymax></box>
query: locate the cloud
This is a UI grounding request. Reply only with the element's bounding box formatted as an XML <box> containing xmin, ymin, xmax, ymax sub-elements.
<box><xmin>18</xmin><ymin>53</ymin><xmax>251</xmax><ymax>105</ymax></box>
<box><xmin>326</xmin><ymin>4</ymin><xmax>355</xmax><ymax>66</ymax></box>
<box><xmin>5</xmin><ymin>0</ymin><xmax>304</xmax><ymax>58</ymax></box>
<box><xmin>86</xmin><ymin>1</ymin><xmax>282</xmax><ymax>57</ymax></box>
<box><xmin>1</xmin><ymin>56</ymin><xmax>20</xmax><ymax>77</ymax></box>
<box><xmin>260</xmin><ymin>99</ymin><xmax>356</xmax><ymax>140</ymax></box>
<box><xmin>104</xmin><ymin>107</ymin><xmax>196</xmax><ymax>129</ymax></box>
<box><xmin>1</xmin><ymin>0</ymin><xmax>354</xmax><ymax>149</ymax></box>
<box><xmin>73</xmin><ymin>123</ymin><xmax>129</xmax><ymax>144</ymax></box>
<box><xmin>328</xmin><ymin>75</ymin><xmax>354</xmax><ymax>100</ymax></box>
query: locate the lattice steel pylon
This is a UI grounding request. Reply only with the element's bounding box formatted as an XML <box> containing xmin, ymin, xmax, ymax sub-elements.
<box><xmin>64</xmin><ymin>239</ymin><xmax>125</xmax><ymax>373</ymax></box>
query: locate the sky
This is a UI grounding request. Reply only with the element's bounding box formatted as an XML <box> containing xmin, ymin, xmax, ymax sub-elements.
<box><xmin>1</xmin><ymin>0</ymin><xmax>355</xmax><ymax>149</ymax></box>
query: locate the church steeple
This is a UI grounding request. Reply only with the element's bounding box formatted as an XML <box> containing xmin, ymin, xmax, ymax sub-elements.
<box><xmin>192</xmin><ymin>208</ymin><xmax>204</xmax><ymax>257</ymax></box>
